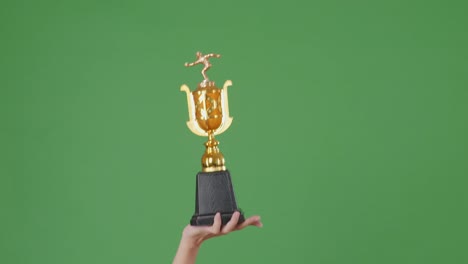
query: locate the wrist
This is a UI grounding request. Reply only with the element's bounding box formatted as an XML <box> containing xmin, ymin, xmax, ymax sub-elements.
<box><xmin>173</xmin><ymin>235</ymin><xmax>201</xmax><ymax>264</ymax></box>
<box><xmin>180</xmin><ymin>234</ymin><xmax>204</xmax><ymax>249</ymax></box>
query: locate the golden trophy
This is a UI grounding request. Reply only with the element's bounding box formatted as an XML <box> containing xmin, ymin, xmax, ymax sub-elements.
<box><xmin>181</xmin><ymin>52</ymin><xmax>245</xmax><ymax>226</ymax></box>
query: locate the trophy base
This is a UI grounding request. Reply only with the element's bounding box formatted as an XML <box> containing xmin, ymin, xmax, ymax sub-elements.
<box><xmin>191</xmin><ymin>211</ymin><xmax>245</xmax><ymax>226</ymax></box>
<box><xmin>190</xmin><ymin>170</ymin><xmax>244</xmax><ymax>226</ymax></box>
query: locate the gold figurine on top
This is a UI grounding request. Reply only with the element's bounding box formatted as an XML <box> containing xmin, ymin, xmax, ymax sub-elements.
<box><xmin>184</xmin><ymin>52</ymin><xmax>221</xmax><ymax>85</ymax></box>
<box><xmin>181</xmin><ymin>52</ymin><xmax>233</xmax><ymax>172</ymax></box>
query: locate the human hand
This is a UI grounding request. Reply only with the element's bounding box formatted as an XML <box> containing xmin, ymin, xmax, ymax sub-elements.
<box><xmin>181</xmin><ymin>211</ymin><xmax>262</xmax><ymax>248</ymax></box>
<box><xmin>173</xmin><ymin>212</ymin><xmax>262</xmax><ymax>264</ymax></box>
<box><xmin>184</xmin><ymin>62</ymin><xmax>189</xmax><ymax>67</ymax></box>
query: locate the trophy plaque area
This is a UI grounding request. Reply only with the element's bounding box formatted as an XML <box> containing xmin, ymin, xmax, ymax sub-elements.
<box><xmin>191</xmin><ymin>170</ymin><xmax>245</xmax><ymax>226</ymax></box>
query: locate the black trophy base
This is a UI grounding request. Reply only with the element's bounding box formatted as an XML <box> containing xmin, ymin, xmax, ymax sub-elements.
<box><xmin>190</xmin><ymin>170</ymin><xmax>245</xmax><ymax>226</ymax></box>
<box><xmin>191</xmin><ymin>211</ymin><xmax>245</xmax><ymax>226</ymax></box>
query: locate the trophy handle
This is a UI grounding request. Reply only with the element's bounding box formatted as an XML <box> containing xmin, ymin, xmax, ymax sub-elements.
<box><xmin>214</xmin><ymin>80</ymin><xmax>233</xmax><ymax>136</ymax></box>
<box><xmin>180</xmin><ymin>84</ymin><xmax>208</xmax><ymax>136</ymax></box>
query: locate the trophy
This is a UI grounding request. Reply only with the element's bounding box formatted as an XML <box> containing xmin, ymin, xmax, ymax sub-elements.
<box><xmin>180</xmin><ymin>52</ymin><xmax>245</xmax><ymax>226</ymax></box>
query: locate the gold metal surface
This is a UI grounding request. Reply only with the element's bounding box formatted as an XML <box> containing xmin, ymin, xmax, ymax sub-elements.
<box><xmin>181</xmin><ymin>52</ymin><xmax>233</xmax><ymax>172</ymax></box>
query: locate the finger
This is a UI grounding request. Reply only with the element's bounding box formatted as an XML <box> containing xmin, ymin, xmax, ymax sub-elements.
<box><xmin>237</xmin><ymin>216</ymin><xmax>262</xmax><ymax>230</ymax></box>
<box><xmin>237</xmin><ymin>215</ymin><xmax>262</xmax><ymax>230</ymax></box>
<box><xmin>210</xmin><ymin>212</ymin><xmax>222</xmax><ymax>235</ymax></box>
<box><xmin>222</xmin><ymin>211</ymin><xmax>240</xmax><ymax>234</ymax></box>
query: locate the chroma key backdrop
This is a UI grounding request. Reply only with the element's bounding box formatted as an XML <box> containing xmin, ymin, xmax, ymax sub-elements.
<box><xmin>1</xmin><ymin>0</ymin><xmax>467</xmax><ymax>263</ymax></box>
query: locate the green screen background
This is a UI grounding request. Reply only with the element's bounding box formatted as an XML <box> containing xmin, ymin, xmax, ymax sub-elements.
<box><xmin>1</xmin><ymin>0</ymin><xmax>467</xmax><ymax>263</ymax></box>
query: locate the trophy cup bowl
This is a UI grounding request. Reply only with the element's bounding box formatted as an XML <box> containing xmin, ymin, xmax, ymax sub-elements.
<box><xmin>181</xmin><ymin>80</ymin><xmax>234</xmax><ymax>173</ymax></box>
<box><xmin>193</xmin><ymin>87</ymin><xmax>223</xmax><ymax>131</ymax></box>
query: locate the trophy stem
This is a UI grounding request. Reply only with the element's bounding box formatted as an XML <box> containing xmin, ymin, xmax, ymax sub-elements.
<box><xmin>201</xmin><ymin>131</ymin><xmax>226</xmax><ymax>172</ymax></box>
